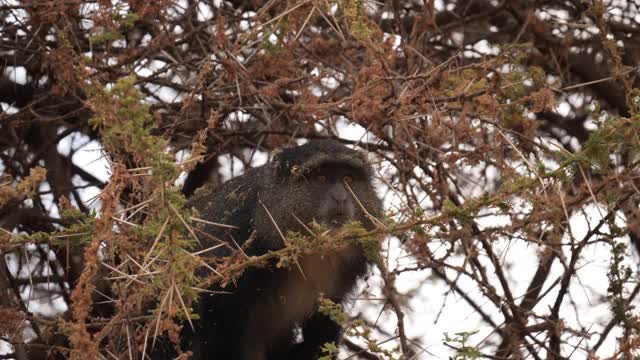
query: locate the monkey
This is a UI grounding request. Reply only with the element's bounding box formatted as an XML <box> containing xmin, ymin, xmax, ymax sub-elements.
<box><xmin>157</xmin><ymin>139</ymin><xmax>383</xmax><ymax>360</ymax></box>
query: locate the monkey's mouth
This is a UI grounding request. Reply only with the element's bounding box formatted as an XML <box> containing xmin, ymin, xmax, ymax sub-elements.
<box><xmin>328</xmin><ymin>214</ymin><xmax>350</xmax><ymax>227</ymax></box>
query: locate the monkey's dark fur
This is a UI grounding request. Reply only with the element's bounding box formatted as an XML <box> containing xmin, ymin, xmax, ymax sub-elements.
<box><xmin>160</xmin><ymin>140</ymin><xmax>382</xmax><ymax>360</ymax></box>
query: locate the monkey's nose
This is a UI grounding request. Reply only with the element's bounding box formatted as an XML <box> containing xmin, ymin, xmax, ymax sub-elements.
<box><xmin>330</xmin><ymin>185</ymin><xmax>348</xmax><ymax>203</ymax></box>
<box><xmin>332</xmin><ymin>195</ymin><xmax>347</xmax><ymax>205</ymax></box>
<box><xmin>332</xmin><ymin>196</ymin><xmax>348</xmax><ymax>214</ymax></box>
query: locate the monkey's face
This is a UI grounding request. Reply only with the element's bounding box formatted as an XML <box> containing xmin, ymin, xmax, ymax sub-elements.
<box><xmin>305</xmin><ymin>163</ymin><xmax>360</xmax><ymax>226</ymax></box>
<box><xmin>254</xmin><ymin>161</ymin><xmax>380</xmax><ymax>249</ymax></box>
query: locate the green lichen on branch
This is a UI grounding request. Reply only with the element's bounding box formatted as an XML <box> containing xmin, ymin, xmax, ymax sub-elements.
<box><xmin>9</xmin><ymin>203</ymin><xmax>96</xmax><ymax>250</ymax></box>
<box><xmin>84</xmin><ymin>75</ymin><xmax>206</xmax><ymax>338</ymax></box>
<box><xmin>444</xmin><ymin>331</ymin><xmax>482</xmax><ymax>359</ymax></box>
<box><xmin>583</xmin><ymin>115</ymin><xmax>640</xmax><ymax>173</ymax></box>
<box><xmin>89</xmin><ymin>4</ymin><xmax>140</xmax><ymax>45</ymax></box>
<box><xmin>342</xmin><ymin>0</ymin><xmax>374</xmax><ymax>43</ymax></box>
<box><xmin>88</xmin><ymin>75</ymin><xmax>178</xmax><ymax>184</ymax></box>
<box><xmin>0</xmin><ymin>166</ymin><xmax>46</xmax><ymax>208</ymax></box>
<box><xmin>607</xmin><ymin>241</ymin><xmax>635</xmax><ymax>330</ymax></box>
<box><xmin>318</xmin><ymin>298</ymin><xmax>401</xmax><ymax>360</ymax></box>
<box><xmin>277</xmin><ymin>220</ymin><xmax>382</xmax><ymax>269</ymax></box>
<box><xmin>342</xmin><ymin>220</ymin><xmax>382</xmax><ymax>262</ymax></box>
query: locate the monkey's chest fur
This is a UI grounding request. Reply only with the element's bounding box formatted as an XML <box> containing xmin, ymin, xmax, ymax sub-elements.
<box><xmin>252</xmin><ymin>247</ymin><xmax>362</xmax><ymax>333</ymax></box>
<box><xmin>243</xmin><ymin>244</ymin><xmax>366</xmax><ymax>356</ymax></box>
<box><xmin>193</xmin><ymin>241</ymin><xmax>369</xmax><ymax>360</ymax></box>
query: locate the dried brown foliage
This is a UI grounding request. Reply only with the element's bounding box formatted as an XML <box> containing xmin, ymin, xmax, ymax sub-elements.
<box><xmin>2</xmin><ymin>0</ymin><xmax>640</xmax><ymax>359</ymax></box>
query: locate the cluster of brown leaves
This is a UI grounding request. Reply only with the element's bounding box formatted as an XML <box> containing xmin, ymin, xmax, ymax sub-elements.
<box><xmin>2</xmin><ymin>0</ymin><xmax>640</xmax><ymax>359</ymax></box>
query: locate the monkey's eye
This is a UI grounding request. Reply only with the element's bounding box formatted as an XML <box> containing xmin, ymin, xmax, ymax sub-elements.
<box><xmin>343</xmin><ymin>176</ymin><xmax>353</xmax><ymax>185</ymax></box>
<box><xmin>317</xmin><ymin>175</ymin><xmax>328</xmax><ymax>183</ymax></box>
